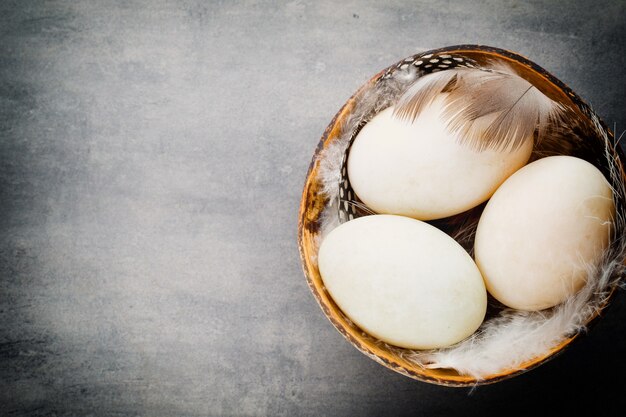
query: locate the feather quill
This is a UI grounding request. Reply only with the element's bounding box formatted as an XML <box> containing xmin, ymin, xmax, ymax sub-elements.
<box><xmin>393</xmin><ymin>64</ymin><xmax>564</xmax><ymax>151</ymax></box>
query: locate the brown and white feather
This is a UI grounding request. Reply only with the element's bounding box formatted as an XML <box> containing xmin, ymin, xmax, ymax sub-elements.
<box><xmin>393</xmin><ymin>63</ymin><xmax>564</xmax><ymax>151</ymax></box>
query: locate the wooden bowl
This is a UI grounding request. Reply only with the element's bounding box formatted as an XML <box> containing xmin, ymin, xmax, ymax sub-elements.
<box><xmin>297</xmin><ymin>45</ymin><xmax>626</xmax><ymax>386</ymax></box>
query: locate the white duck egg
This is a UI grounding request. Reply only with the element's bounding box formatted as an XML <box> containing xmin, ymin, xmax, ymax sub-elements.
<box><xmin>318</xmin><ymin>214</ymin><xmax>487</xmax><ymax>349</ymax></box>
<box><xmin>347</xmin><ymin>96</ymin><xmax>533</xmax><ymax>220</ymax></box>
<box><xmin>474</xmin><ymin>156</ymin><xmax>614</xmax><ymax>311</ymax></box>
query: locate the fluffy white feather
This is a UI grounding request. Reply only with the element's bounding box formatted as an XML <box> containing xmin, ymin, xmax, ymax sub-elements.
<box><xmin>317</xmin><ymin>65</ymin><xmax>419</xmax><ymax>236</ymax></box>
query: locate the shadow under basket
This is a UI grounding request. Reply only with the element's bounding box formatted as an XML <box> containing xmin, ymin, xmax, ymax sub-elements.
<box><xmin>298</xmin><ymin>45</ymin><xmax>626</xmax><ymax>386</ymax></box>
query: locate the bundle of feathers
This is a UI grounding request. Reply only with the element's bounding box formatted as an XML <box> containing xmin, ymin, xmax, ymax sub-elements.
<box><xmin>316</xmin><ymin>52</ymin><xmax>626</xmax><ymax>380</ymax></box>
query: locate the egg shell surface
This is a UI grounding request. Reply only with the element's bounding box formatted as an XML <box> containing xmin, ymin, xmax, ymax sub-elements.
<box><xmin>347</xmin><ymin>97</ymin><xmax>533</xmax><ymax>220</ymax></box>
<box><xmin>318</xmin><ymin>214</ymin><xmax>487</xmax><ymax>349</ymax></box>
<box><xmin>474</xmin><ymin>155</ymin><xmax>615</xmax><ymax>311</ymax></box>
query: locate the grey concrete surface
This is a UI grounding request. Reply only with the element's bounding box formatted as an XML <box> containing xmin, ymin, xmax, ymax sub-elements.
<box><xmin>1</xmin><ymin>1</ymin><xmax>625</xmax><ymax>416</ymax></box>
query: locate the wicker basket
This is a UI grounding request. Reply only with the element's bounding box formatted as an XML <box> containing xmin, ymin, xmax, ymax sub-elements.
<box><xmin>297</xmin><ymin>45</ymin><xmax>626</xmax><ymax>386</ymax></box>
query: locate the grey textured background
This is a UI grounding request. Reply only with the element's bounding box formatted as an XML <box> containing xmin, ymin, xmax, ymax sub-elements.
<box><xmin>1</xmin><ymin>1</ymin><xmax>625</xmax><ymax>416</ymax></box>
